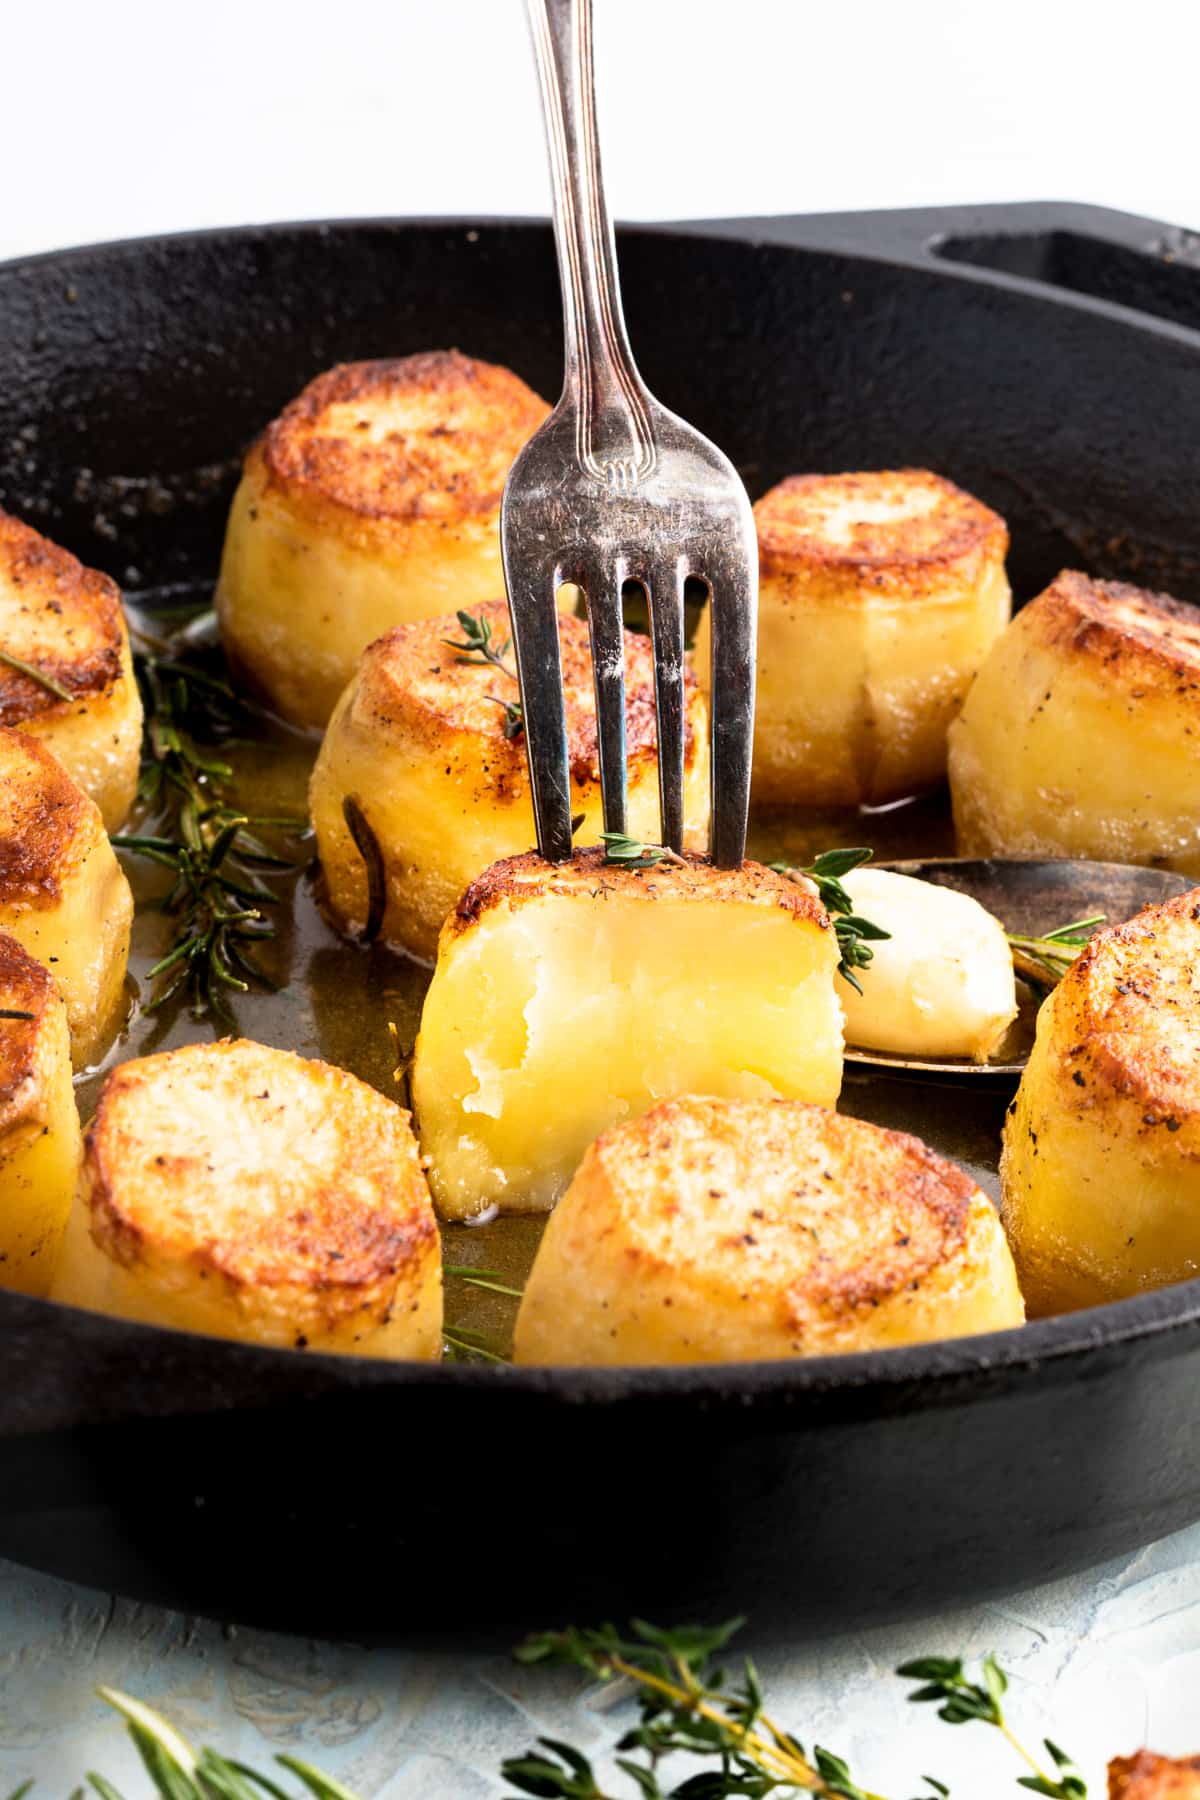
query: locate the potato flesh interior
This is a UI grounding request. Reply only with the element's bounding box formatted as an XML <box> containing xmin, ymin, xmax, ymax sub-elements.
<box><xmin>1</xmin><ymin>839</ymin><xmax>132</xmax><ymax>1071</ymax></box>
<box><xmin>950</xmin><ymin>618</ymin><xmax>1200</xmax><ymax>871</ymax></box>
<box><xmin>0</xmin><ymin>1003</ymin><xmax>80</xmax><ymax>1296</ymax></box>
<box><xmin>414</xmin><ymin>896</ymin><xmax>844</xmax><ymax>1218</ymax></box>
<box><xmin>311</xmin><ymin>693</ymin><xmax>710</xmax><ymax>962</ymax></box>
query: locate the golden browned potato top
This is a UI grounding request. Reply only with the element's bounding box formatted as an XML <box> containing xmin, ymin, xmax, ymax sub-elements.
<box><xmin>582</xmin><ymin>1095</ymin><xmax>975</xmax><ymax>1326</ymax></box>
<box><xmin>0</xmin><ymin>509</ymin><xmax>127</xmax><ymax>724</ymax></box>
<box><xmin>0</xmin><ymin>725</ymin><xmax>97</xmax><ymax>908</ymax></box>
<box><xmin>755</xmin><ymin>469</ymin><xmax>1007</xmax><ymax>590</ymax></box>
<box><xmin>0</xmin><ymin>930</ymin><xmax>56</xmax><ymax>1130</ymax></box>
<box><xmin>84</xmin><ymin>1040</ymin><xmax>437</xmax><ymax>1298</ymax></box>
<box><xmin>1022</xmin><ymin>569</ymin><xmax>1200</xmax><ymax>696</ymax></box>
<box><xmin>256</xmin><ymin>350</ymin><xmax>550</xmax><ymax>524</ymax></box>
<box><xmin>356</xmin><ymin>599</ymin><xmax>696</xmax><ymax>794</ymax></box>
<box><xmin>1110</xmin><ymin>1752</ymin><xmax>1200</xmax><ymax>1799</ymax></box>
<box><xmin>1055</xmin><ymin>888</ymin><xmax>1200</xmax><ymax>1125</ymax></box>
<box><xmin>448</xmin><ymin>847</ymin><xmax>831</xmax><ymax>940</ymax></box>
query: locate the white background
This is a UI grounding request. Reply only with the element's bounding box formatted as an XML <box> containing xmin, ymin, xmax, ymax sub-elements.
<box><xmin>2</xmin><ymin>0</ymin><xmax>1199</xmax><ymax>261</ymax></box>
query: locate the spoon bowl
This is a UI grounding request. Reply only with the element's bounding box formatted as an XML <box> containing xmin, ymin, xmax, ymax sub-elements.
<box><xmin>846</xmin><ymin>857</ymin><xmax>1194</xmax><ymax>1078</ymax></box>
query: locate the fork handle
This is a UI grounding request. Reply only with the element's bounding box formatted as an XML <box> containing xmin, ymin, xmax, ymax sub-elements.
<box><xmin>526</xmin><ymin>0</ymin><xmax>653</xmax><ymax>488</ymax></box>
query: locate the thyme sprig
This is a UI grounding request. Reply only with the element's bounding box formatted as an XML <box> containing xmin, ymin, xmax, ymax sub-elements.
<box><xmin>443</xmin><ymin>608</ymin><xmax>524</xmax><ymax>740</ymax></box>
<box><xmin>1</xmin><ymin>1624</ymin><xmax>1097</xmax><ymax>1800</ymax></box>
<box><xmin>510</xmin><ymin>1619</ymin><xmax>885</xmax><ymax>1799</ymax></box>
<box><xmin>1005</xmin><ymin>916</ymin><xmax>1106</xmax><ymax>993</ymax></box>
<box><xmin>898</xmin><ymin>1657</ymin><xmax>1087</xmax><ymax>1797</ymax></box>
<box><xmin>768</xmin><ymin>848</ymin><xmax>890</xmax><ymax>994</ymax></box>
<box><xmin>116</xmin><ymin>614</ymin><xmax>309</xmax><ymax>1027</ymax></box>
<box><xmin>601</xmin><ymin>831</ymin><xmax>686</xmax><ymax>867</ymax></box>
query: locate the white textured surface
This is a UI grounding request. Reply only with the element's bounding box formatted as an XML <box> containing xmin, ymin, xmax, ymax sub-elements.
<box><xmin>0</xmin><ymin>1527</ymin><xmax>1198</xmax><ymax>1794</ymax></box>
<box><xmin>1</xmin><ymin>0</ymin><xmax>1199</xmax><ymax>262</ymax></box>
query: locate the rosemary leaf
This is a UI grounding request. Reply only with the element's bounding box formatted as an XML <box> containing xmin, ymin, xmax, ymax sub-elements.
<box><xmin>0</xmin><ymin>647</ymin><xmax>72</xmax><ymax>702</ymax></box>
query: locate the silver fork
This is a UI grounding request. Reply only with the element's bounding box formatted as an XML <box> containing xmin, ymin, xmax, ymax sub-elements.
<box><xmin>502</xmin><ymin>0</ymin><xmax>758</xmax><ymax>867</ymax></box>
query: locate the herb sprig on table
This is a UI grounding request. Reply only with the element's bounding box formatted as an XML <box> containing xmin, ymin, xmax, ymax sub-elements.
<box><xmin>114</xmin><ymin>614</ymin><xmax>309</xmax><ymax>1029</ymax></box>
<box><xmin>9</xmin><ymin>1619</ymin><xmax>1096</xmax><ymax>1800</ymax></box>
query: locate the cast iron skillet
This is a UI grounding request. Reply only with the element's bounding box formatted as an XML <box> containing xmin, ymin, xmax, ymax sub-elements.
<box><xmin>1</xmin><ymin>203</ymin><xmax>1200</xmax><ymax>1643</ymax></box>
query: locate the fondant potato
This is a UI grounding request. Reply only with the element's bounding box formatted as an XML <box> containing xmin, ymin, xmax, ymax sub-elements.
<box><xmin>411</xmin><ymin>850</ymin><xmax>844</xmax><ymax>1220</ymax></box>
<box><xmin>514</xmin><ymin>1096</ymin><xmax>1024</xmax><ymax>1364</ymax></box>
<box><xmin>51</xmin><ymin>1039</ymin><xmax>443</xmax><ymax>1357</ymax></box>
<box><xmin>216</xmin><ymin>351</ymin><xmax>550</xmax><ymax>728</ymax></box>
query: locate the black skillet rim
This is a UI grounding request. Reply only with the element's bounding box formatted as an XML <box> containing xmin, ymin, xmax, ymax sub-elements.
<box><xmin>3</xmin><ymin>208</ymin><xmax>1200</xmax><ymax>1415</ymax></box>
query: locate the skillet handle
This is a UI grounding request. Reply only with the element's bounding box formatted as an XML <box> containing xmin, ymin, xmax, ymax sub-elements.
<box><xmin>683</xmin><ymin>201</ymin><xmax>1200</xmax><ymax>338</ymax></box>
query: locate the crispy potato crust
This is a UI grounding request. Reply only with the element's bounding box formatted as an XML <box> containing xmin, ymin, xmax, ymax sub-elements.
<box><xmin>57</xmin><ymin>1040</ymin><xmax>442</xmax><ymax>1355</ymax></box>
<box><xmin>85</xmin><ymin>1041</ymin><xmax>433</xmax><ymax>1294</ymax></box>
<box><xmin>1046</xmin><ymin>888</ymin><xmax>1200</xmax><ymax>1124</ymax></box>
<box><xmin>447</xmin><ymin>846</ymin><xmax>830</xmax><ymax>943</ymax></box>
<box><xmin>1027</xmin><ymin>569</ymin><xmax>1200</xmax><ymax>691</ymax></box>
<box><xmin>513</xmin><ymin>1096</ymin><xmax>1023</xmax><ymax>1364</ymax></box>
<box><xmin>1110</xmin><ymin>1753</ymin><xmax>1200</xmax><ymax>1799</ymax></box>
<box><xmin>354</xmin><ymin>599</ymin><xmax>688</xmax><ymax>796</ymax></box>
<box><xmin>0</xmin><ymin>509</ymin><xmax>126</xmax><ymax>718</ymax></box>
<box><xmin>257</xmin><ymin>350</ymin><xmax>550</xmax><ymax>528</ymax></box>
<box><xmin>755</xmin><ymin>468</ymin><xmax>1008</xmax><ymax>593</ymax></box>
<box><xmin>0</xmin><ymin>726</ymin><xmax>95</xmax><ymax>907</ymax></box>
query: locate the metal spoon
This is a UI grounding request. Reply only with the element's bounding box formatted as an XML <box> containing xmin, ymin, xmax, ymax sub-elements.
<box><xmin>845</xmin><ymin>857</ymin><xmax>1194</xmax><ymax>1079</ymax></box>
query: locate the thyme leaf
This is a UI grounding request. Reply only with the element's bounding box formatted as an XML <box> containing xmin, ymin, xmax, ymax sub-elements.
<box><xmin>898</xmin><ymin>1657</ymin><xmax>1086</xmax><ymax>1797</ymax></box>
<box><xmin>443</xmin><ymin>608</ymin><xmax>524</xmax><ymax>739</ymax></box>
<box><xmin>600</xmin><ymin>832</ymin><xmax>686</xmax><ymax>867</ymax></box>
<box><xmin>767</xmin><ymin>848</ymin><xmax>889</xmax><ymax>993</ymax></box>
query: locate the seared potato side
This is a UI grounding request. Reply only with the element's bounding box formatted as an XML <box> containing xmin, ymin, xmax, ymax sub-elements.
<box><xmin>310</xmin><ymin>601</ymin><xmax>710</xmax><ymax>961</ymax></box>
<box><xmin>0</xmin><ymin>932</ymin><xmax>81</xmax><ymax>1295</ymax></box>
<box><xmin>1110</xmin><ymin>1754</ymin><xmax>1200</xmax><ymax>1799</ymax></box>
<box><xmin>514</xmin><ymin>1096</ymin><xmax>1023</xmax><ymax>1365</ymax></box>
<box><xmin>411</xmin><ymin>850</ymin><xmax>844</xmax><ymax>1220</ymax></box>
<box><xmin>51</xmin><ymin>1039</ymin><xmax>442</xmax><ymax>1357</ymax></box>
<box><xmin>0</xmin><ymin>509</ymin><xmax>142</xmax><ymax>830</ymax></box>
<box><xmin>0</xmin><ymin>727</ymin><xmax>131</xmax><ymax>1070</ymax></box>
<box><xmin>216</xmin><ymin>351</ymin><xmax>551</xmax><ymax>728</ymax></box>
<box><xmin>1001</xmin><ymin>889</ymin><xmax>1200</xmax><ymax>1315</ymax></box>
<box><xmin>950</xmin><ymin>571</ymin><xmax>1200</xmax><ymax>872</ymax></box>
<box><xmin>694</xmin><ymin>469</ymin><xmax>1010</xmax><ymax>807</ymax></box>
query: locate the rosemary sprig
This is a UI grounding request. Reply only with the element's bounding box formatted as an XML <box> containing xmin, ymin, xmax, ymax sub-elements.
<box><xmin>1006</xmin><ymin>916</ymin><xmax>1106</xmax><ymax>993</ymax></box>
<box><xmin>768</xmin><ymin>848</ymin><xmax>890</xmax><ymax>994</ymax></box>
<box><xmin>898</xmin><ymin>1657</ymin><xmax>1087</xmax><ymax>1797</ymax></box>
<box><xmin>441</xmin><ymin>1265</ymin><xmax>522</xmax><ymax>1363</ymax></box>
<box><xmin>443</xmin><ymin>608</ymin><xmax>524</xmax><ymax>739</ymax></box>
<box><xmin>117</xmin><ymin>615</ymin><xmax>309</xmax><ymax>1026</ymax></box>
<box><xmin>0</xmin><ymin>646</ymin><xmax>72</xmax><ymax>702</ymax></box>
